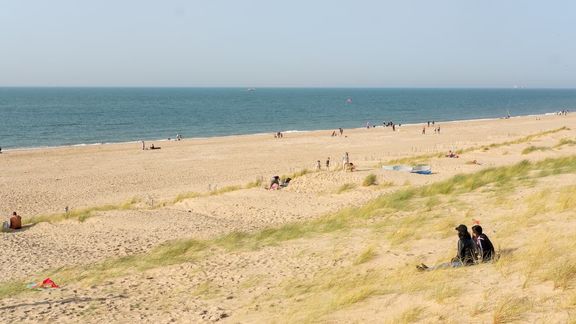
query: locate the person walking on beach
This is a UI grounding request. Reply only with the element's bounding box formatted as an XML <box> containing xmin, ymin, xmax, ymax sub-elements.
<box><xmin>437</xmin><ymin>126</ymin><xmax>441</xmax><ymax>134</ymax></box>
<box><xmin>141</xmin><ymin>141</ymin><xmax>145</xmax><ymax>150</ymax></box>
<box><xmin>316</xmin><ymin>160</ymin><xmax>321</xmax><ymax>171</ymax></box>
<box><xmin>342</xmin><ymin>152</ymin><xmax>349</xmax><ymax>172</ymax></box>
<box><xmin>392</xmin><ymin>124</ymin><xmax>396</xmax><ymax>132</ymax></box>
<box><xmin>422</xmin><ymin>126</ymin><xmax>426</xmax><ymax>135</ymax></box>
<box><xmin>326</xmin><ymin>157</ymin><xmax>330</xmax><ymax>170</ymax></box>
<box><xmin>339</xmin><ymin>128</ymin><xmax>344</xmax><ymax>136</ymax></box>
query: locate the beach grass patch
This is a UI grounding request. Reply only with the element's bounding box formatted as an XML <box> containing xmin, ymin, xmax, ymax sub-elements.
<box><xmin>353</xmin><ymin>246</ymin><xmax>377</xmax><ymax>265</ymax></box>
<box><xmin>554</xmin><ymin>137</ymin><xmax>576</xmax><ymax>148</ymax></box>
<box><xmin>522</xmin><ymin>145</ymin><xmax>551</xmax><ymax>155</ymax></box>
<box><xmin>362</xmin><ymin>174</ymin><xmax>378</xmax><ymax>186</ymax></box>
<box><xmin>337</xmin><ymin>183</ymin><xmax>356</xmax><ymax>194</ymax></box>
<box><xmin>395</xmin><ymin>306</ymin><xmax>426</xmax><ymax>324</ymax></box>
<box><xmin>492</xmin><ymin>295</ymin><xmax>531</xmax><ymax>324</ymax></box>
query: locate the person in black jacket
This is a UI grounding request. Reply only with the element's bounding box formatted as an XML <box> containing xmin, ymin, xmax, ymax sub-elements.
<box><xmin>472</xmin><ymin>225</ymin><xmax>495</xmax><ymax>262</ymax></box>
<box><xmin>417</xmin><ymin>224</ymin><xmax>477</xmax><ymax>271</ymax></box>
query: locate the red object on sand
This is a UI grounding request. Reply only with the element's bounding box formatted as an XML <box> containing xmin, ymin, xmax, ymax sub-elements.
<box><xmin>40</xmin><ymin>278</ymin><xmax>60</xmax><ymax>288</ymax></box>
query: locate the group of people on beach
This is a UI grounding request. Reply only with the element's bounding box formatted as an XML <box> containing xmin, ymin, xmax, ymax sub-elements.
<box><xmin>316</xmin><ymin>157</ymin><xmax>332</xmax><ymax>171</ymax></box>
<box><xmin>417</xmin><ymin>224</ymin><xmax>495</xmax><ymax>271</ymax></box>
<box><xmin>331</xmin><ymin>128</ymin><xmax>345</xmax><ymax>137</ymax></box>
<box><xmin>274</xmin><ymin>131</ymin><xmax>284</xmax><ymax>138</ymax></box>
<box><xmin>422</xmin><ymin>121</ymin><xmax>440</xmax><ymax>134</ymax></box>
<box><xmin>268</xmin><ymin>176</ymin><xmax>291</xmax><ymax>190</ymax></box>
<box><xmin>2</xmin><ymin>212</ymin><xmax>22</xmax><ymax>231</ymax></box>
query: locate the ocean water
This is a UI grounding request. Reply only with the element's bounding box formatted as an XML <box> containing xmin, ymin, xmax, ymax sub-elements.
<box><xmin>1</xmin><ymin>88</ymin><xmax>575</xmax><ymax>149</ymax></box>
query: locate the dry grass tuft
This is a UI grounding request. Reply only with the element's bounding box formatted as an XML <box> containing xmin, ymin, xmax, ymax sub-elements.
<box><xmin>337</xmin><ymin>183</ymin><xmax>356</xmax><ymax>194</ymax></box>
<box><xmin>354</xmin><ymin>246</ymin><xmax>377</xmax><ymax>265</ymax></box>
<box><xmin>395</xmin><ymin>306</ymin><xmax>426</xmax><ymax>323</ymax></box>
<box><xmin>521</xmin><ymin>145</ymin><xmax>550</xmax><ymax>155</ymax></box>
<box><xmin>492</xmin><ymin>295</ymin><xmax>531</xmax><ymax>324</ymax></box>
<box><xmin>362</xmin><ymin>174</ymin><xmax>378</xmax><ymax>186</ymax></box>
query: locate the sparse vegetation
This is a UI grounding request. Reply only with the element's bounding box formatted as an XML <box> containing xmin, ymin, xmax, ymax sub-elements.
<box><xmin>362</xmin><ymin>174</ymin><xmax>378</xmax><ymax>186</ymax></box>
<box><xmin>6</xmin><ymin>153</ymin><xmax>576</xmax><ymax>322</ymax></box>
<box><xmin>354</xmin><ymin>246</ymin><xmax>377</xmax><ymax>265</ymax></box>
<box><xmin>26</xmin><ymin>198</ymin><xmax>140</xmax><ymax>224</ymax></box>
<box><xmin>336</xmin><ymin>183</ymin><xmax>356</xmax><ymax>194</ymax></box>
<box><xmin>521</xmin><ymin>145</ymin><xmax>550</xmax><ymax>154</ymax></box>
<box><xmin>396</xmin><ymin>306</ymin><xmax>426</xmax><ymax>323</ymax></box>
<box><xmin>382</xmin><ymin>127</ymin><xmax>568</xmax><ymax>166</ymax></box>
<box><xmin>493</xmin><ymin>296</ymin><xmax>531</xmax><ymax>324</ymax></box>
<box><xmin>555</xmin><ymin>137</ymin><xmax>576</xmax><ymax>148</ymax></box>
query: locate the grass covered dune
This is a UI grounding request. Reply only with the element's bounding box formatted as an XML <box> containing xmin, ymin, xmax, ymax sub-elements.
<box><xmin>2</xmin><ymin>115</ymin><xmax>576</xmax><ymax>323</ymax></box>
<box><xmin>2</xmin><ymin>155</ymin><xmax>576</xmax><ymax>323</ymax></box>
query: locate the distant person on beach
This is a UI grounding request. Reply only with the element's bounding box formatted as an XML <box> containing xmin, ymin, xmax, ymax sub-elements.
<box><xmin>331</xmin><ymin>130</ymin><xmax>337</xmax><ymax>137</ymax></box>
<box><xmin>9</xmin><ymin>212</ymin><xmax>22</xmax><ymax>230</ymax></box>
<box><xmin>326</xmin><ymin>157</ymin><xmax>330</xmax><ymax>170</ymax></box>
<box><xmin>280</xmin><ymin>177</ymin><xmax>291</xmax><ymax>188</ymax></box>
<box><xmin>316</xmin><ymin>160</ymin><xmax>321</xmax><ymax>171</ymax></box>
<box><xmin>392</xmin><ymin>124</ymin><xmax>396</xmax><ymax>131</ymax></box>
<box><xmin>472</xmin><ymin>225</ymin><xmax>495</xmax><ymax>262</ymax></box>
<box><xmin>0</xmin><ymin>147</ymin><xmax>2</xmax><ymax>154</ymax></box>
<box><xmin>446</xmin><ymin>150</ymin><xmax>459</xmax><ymax>158</ymax></box>
<box><xmin>269</xmin><ymin>176</ymin><xmax>280</xmax><ymax>190</ymax></box>
<box><xmin>141</xmin><ymin>141</ymin><xmax>145</xmax><ymax>150</ymax></box>
<box><xmin>339</xmin><ymin>128</ymin><xmax>343</xmax><ymax>136</ymax></box>
<box><xmin>437</xmin><ymin>126</ymin><xmax>441</xmax><ymax>134</ymax></box>
<box><xmin>422</xmin><ymin>126</ymin><xmax>426</xmax><ymax>135</ymax></box>
<box><xmin>417</xmin><ymin>224</ymin><xmax>476</xmax><ymax>271</ymax></box>
<box><xmin>342</xmin><ymin>152</ymin><xmax>349</xmax><ymax>172</ymax></box>
<box><xmin>346</xmin><ymin>162</ymin><xmax>356</xmax><ymax>172</ymax></box>
<box><xmin>150</xmin><ymin>144</ymin><xmax>161</xmax><ymax>150</ymax></box>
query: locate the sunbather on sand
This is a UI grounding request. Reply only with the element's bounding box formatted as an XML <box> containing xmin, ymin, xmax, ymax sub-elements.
<box><xmin>445</xmin><ymin>150</ymin><xmax>459</xmax><ymax>158</ymax></box>
<box><xmin>417</xmin><ymin>224</ymin><xmax>476</xmax><ymax>271</ymax></box>
<box><xmin>9</xmin><ymin>212</ymin><xmax>22</xmax><ymax>230</ymax></box>
<box><xmin>269</xmin><ymin>176</ymin><xmax>280</xmax><ymax>190</ymax></box>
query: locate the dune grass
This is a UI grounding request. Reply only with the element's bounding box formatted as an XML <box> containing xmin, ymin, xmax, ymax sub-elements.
<box><xmin>5</xmin><ymin>155</ymin><xmax>576</xmax><ymax>306</ymax></box>
<box><xmin>492</xmin><ymin>296</ymin><xmax>531</xmax><ymax>324</ymax></box>
<box><xmin>521</xmin><ymin>145</ymin><xmax>551</xmax><ymax>155</ymax></box>
<box><xmin>25</xmin><ymin>198</ymin><xmax>140</xmax><ymax>225</ymax></box>
<box><xmin>354</xmin><ymin>246</ymin><xmax>378</xmax><ymax>265</ymax></box>
<box><xmin>382</xmin><ymin>127</ymin><xmax>568</xmax><ymax>166</ymax></box>
<box><xmin>554</xmin><ymin>137</ymin><xmax>576</xmax><ymax>148</ymax></box>
<box><xmin>336</xmin><ymin>183</ymin><xmax>357</xmax><ymax>194</ymax></box>
<box><xmin>395</xmin><ymin>306</ymin><xmax>426</xmax><ymax>323</ymax></box>
<box><xmin>362</xmin><ymin>174</ymin><xmax>378</xmax><ymax>186</ymax></box>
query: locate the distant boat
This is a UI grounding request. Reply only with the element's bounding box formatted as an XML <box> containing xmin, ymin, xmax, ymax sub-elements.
<box><xmin>247</xmin><ymin>88</ymin><xmax>256</xmax><ymax>92</ymax></box>
<box><xmin>346</xmin><ymin>98</ymin><xmax>352</xmax><ymax>103</ymax></box>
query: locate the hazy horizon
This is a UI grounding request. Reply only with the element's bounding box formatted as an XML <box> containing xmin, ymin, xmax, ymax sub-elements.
<box><xmin>2</xmin><ymin>1</ymin><xmax>575</xmax><ymax>88</ymax></box>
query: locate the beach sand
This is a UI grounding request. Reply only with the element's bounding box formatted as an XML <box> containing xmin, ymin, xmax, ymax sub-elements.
<box><xmin>1</xmin><ymin>113</ymin><xmax>575</xmax><ymax>323</ymax></box>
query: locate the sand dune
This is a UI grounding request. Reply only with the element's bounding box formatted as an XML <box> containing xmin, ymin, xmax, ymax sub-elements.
<box><xmin>1</xmin><ymin>114</ymin><xmax>575</xmax><ymax>323</ymax></box>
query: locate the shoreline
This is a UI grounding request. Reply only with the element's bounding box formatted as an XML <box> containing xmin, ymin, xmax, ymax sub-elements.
<box><xmin>1</xmin><ymin>110</ymin><xmax>566</xmax><ymax>153</ymax></box>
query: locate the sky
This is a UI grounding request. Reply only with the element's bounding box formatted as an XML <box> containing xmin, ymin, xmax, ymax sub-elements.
<box><xmin>1</xmin><ymin>0</ymin><xmax>575</xmax><ymax>87</ymax></box>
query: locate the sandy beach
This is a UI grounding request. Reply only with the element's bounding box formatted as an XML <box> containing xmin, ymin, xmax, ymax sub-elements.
<box><xmin>1</xmin><ymin>113</ymin><xmax>576</xmax><ymax>323</ymax></box>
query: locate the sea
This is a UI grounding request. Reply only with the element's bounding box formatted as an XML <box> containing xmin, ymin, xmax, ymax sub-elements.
<box><xmin>1</xmin><ymin>88</ymin><xmax>575</xmax><ymax>150</ymax></box>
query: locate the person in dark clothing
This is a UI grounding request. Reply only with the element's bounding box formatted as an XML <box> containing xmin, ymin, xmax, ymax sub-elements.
<box><xmin>417</xmin><ymin>224</ymin><xmax>477</xmax><ymax>271</ymax></box>
<box><xmin>472</xmin><ymin>225</ymin><xmax>495</xmax><ymax>262</ymax></box>
<box><xmin>455</xmin><ymin>224</ymin><xmax>476</xmax><ymax>265</ymax></box>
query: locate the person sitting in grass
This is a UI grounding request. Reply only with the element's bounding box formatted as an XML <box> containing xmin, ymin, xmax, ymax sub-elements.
<box><xmin>472</xmin><ymin>225</ymin><xmax>495</xmax><ymax>262</ymax></box>
<box><xmin>417</xmin><ymin>224</ymin><xmax>476</xmax><ymax>271</ymax></box>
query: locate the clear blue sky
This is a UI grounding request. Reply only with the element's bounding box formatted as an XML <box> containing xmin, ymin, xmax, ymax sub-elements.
<box><xmin>1</xmin><ymin>0</ymin><xmax>575</xmax><ymax>87</ymax></box>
